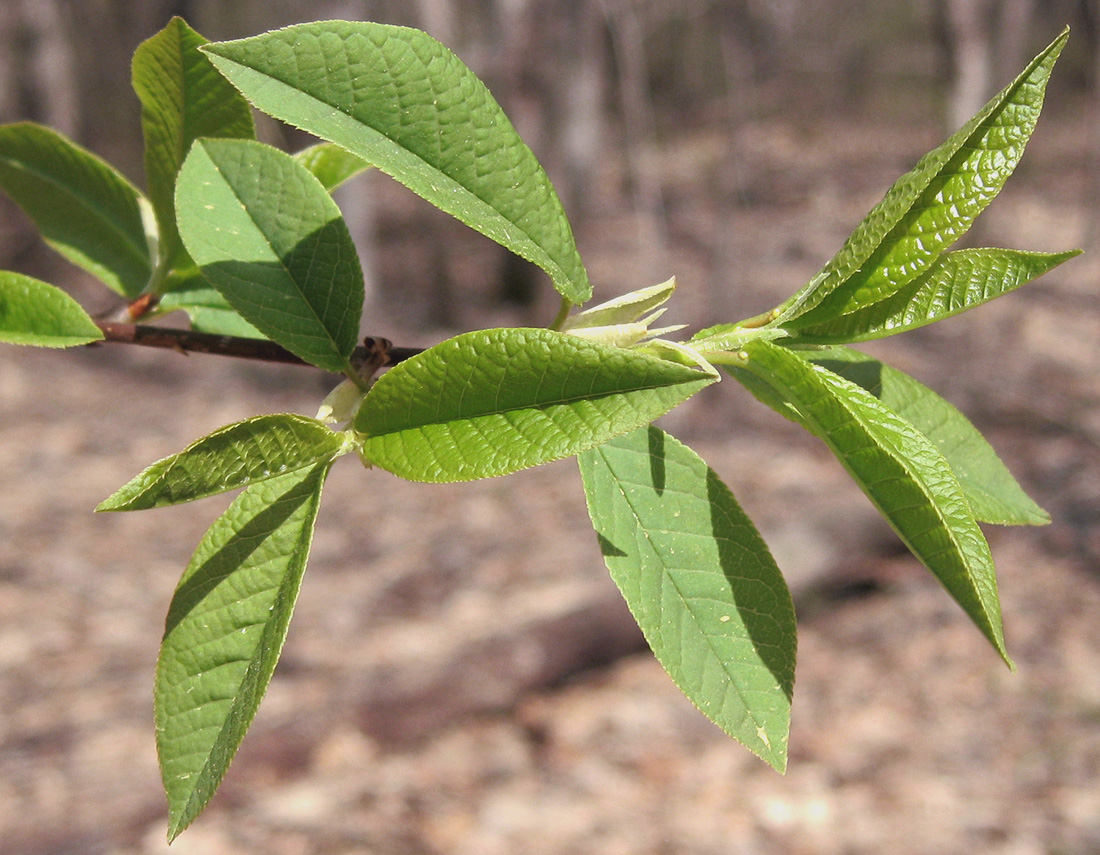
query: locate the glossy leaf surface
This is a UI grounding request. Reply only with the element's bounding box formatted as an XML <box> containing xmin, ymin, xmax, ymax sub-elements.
<box><xmin>775</xmin><ymin>30</ymin><xmax>1065</xmax><ymax>329</ymax></box>
<box><xmin>202</xmin><ymin>22</ymin><xmax>591</xmax><ymax>303</ymax></box>
<box><xmin>99</xmin><ymin>414</ymin><xmax>347</xmax><ymax>511</ymax></box>
<box><xmin>0</xmin><ymin>122</ymin><xmax>150</xmax><ymax>296</ymax></box>
<box><xmin>740</xmin><ymin>340</ymin><xmax>1010</xmax><ymax>664</ymax></box>
<box><xmin>356</xmin><ymin>328</ymin><xmax>715</xmax><ymax>482</ymax></box>
<box><xmin>133</xmin><ymin>16</ymin><xmax>255</xmax><ymax>271</ymax></box>
<box><xmin>156</xmin><ymin>463</ymin><xmax>330</xmax><ymax>840</ymax></box>
<box><xmin>579</xmin><ymin>427</ymin><xmax>796</xmax><ymax>770</ymax></box>
<box><xmin>175</xmin><ymin>138</ymin><xmax>364</xmax><ymax>372</ymax></box>
<box><xmin>790</xmin><ymin>248</ymin><xmax>1078</xmax><ymax>343</ymax></box>
<box><xmin>0</xmin><ymin>271</ymin><xmax>103</xmax><ymax>347</ymax></box>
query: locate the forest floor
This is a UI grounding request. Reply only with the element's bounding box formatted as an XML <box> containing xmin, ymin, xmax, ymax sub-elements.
<box><xmin>2</xmin><ymin>110</ymin><xmax>1100</xmax><ymax>855</ymax></box>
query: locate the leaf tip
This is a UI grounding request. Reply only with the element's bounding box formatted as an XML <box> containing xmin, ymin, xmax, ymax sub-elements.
<box><xmin>763</xmin><ymin>741</ymin><xmax>789</xmax><ymax>774</ymax></box>
<box><xmin>94</xmin><ymin>485</ymin><xmax>140</xmax><ymax>513</ymax></box>
<box><xmin>165</xmin><ymin>804</ymin><xmax>200</xmax><ymax>844</ymax></box>
<box><xmin>94</xmin><ymin>494</ymin><xmax>138</xmax><ymax>513</ymax></box>
<box><xmin>989</xmin><ymin>628</ymin><xmax>1015</xmax><ymax>671</ymax></box>
<box><xmin>1018</xmin><ymin>500</ymin><xmax>1053</xmax><ymax>526</ymax></box>
<box><xmin>164</xmin><ymin>797</ymin><xmax>195</xmax><ymax>843</ymax></box>
<box><xmin>1045</xmin><ymin>26</ymin><xmax>1071</xmax><ymax>61</ymax></box>
<box><xmin>753</xmin><ymin>717</ymin><xmax>791</xmax><ymax>773</ymax></box>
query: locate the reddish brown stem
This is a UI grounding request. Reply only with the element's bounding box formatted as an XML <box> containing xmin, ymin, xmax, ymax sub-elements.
<box><xmin>93</xmin><ymin>322</ymin><xmax>422</xmax><ymax>370</ymax></box>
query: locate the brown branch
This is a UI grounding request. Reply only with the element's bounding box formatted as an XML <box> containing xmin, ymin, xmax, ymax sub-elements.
<box><xmin>93</xmin><ymin>322</ymin><xmax>423</xmax><ymax>371</ymax></box>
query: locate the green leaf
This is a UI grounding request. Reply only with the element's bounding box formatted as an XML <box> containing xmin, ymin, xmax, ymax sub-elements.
<box><xmin>157</xmin><ymin>277</ymin><xmax>266</xmax><ymax>338</ymax></box>
<box><xmin>355</xmin><ymin>327</ymin><xmax>715</xmax><ymax>482</ymax></box>
<box><xmin>175</xmin><ymin>138</ymin><xmax>364</xmax><ymax>373</ymax></box>
<box><xmin>293</xmin><ymin>142</ymin><xmax>372</xmax><ymax>192</ymax></box>
<box><xmin>98</xmin><ymin>413</ymin><xmax>347</xmax><ymax>511</ymax></box>
<box><xmin>185</xmin><ymin>305</ymin><xmax>266</xmax><ymax>338</ymax></box>
<box><xmin>687</xmin><ymin>324</ymin><xmax>790</xmax><ymax>356</ymax></box>
<box><xmin>789</xmin><ymin>248</ymin><xmax>1079</xmax><ymax>343</ymax></box>
<box><xmin>563</xmin><ymin>278</ymin><xmax>677</xmax><ymax>330</ymax></box>
<box><xmin>0</xmin><ymin>122</ymin><xmax>151</xmax><ymax>297</ymax></box>
<box><xmin>579</xmin><ymin>427</ymin><xmax>796</xmax><ymax>770</ymax></box>
<box><xmin>774</xmin><ymin>29</ymin><xmax>1066</xmax><ymax>330</ymax></box>
<box><xmin>202</xmin><ymin>21</ymin><xmax>591</xmax><ymax>304</ymax></box>
<box><xmin>803</xmin><ymin>348</ymin><xmax>1049</xmax><ymax>526</ymax></box>
<box><xmin>0</xmin><ymin>271</ymin><xmax>103</xmax><ymax>347</ymax></box>
<box><xmin>156</xmin><ymin>462</ymin><xmax>330</xmax><ymax>841</ymax></box>
<box><xmin>132</xmin><ymin>16</ymin><xmax>256</xmax><ymax>273</ymax></box>
<box><xmin>739</xmin><ymin>340</ymin><xmax>1011</xmax><ymax>665</ymax></box>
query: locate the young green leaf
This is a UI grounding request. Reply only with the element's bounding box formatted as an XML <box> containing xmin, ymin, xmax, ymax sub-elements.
<box><xmin>803</xmin><ymin>348</ymin><xmax>1049</xmax><ymax>526</ymax></box>
<box><xmin>0</xmin><ymin>122</ymin><xmax>151</xmax><ymax>297</ymax></box>
<box><xmin>98</xmin><ymin>413</ymin><xmax>347</xmax><ymax>511</ymax></box>
<box><xmin>0</xmin><ymin>271</ymin><xmax>103</xmax><ymax>347</ymax></box>
<box><xmin>788</xmin><ymin>248</ymin><xmax>1079</xmax><ymax>343</ymax></box>
<box><xmin>294</xmin><ymin>142</ymin><xmax>372</xmax><ymax>192</ymax></box>
<box><xmin>773</xmin><ymin>29</ymin><xmax>1066</xmax><ymax>330</ymax></box>
<box><xmin>355</xmin><ymin>327</ymin><xmax>715</xmax><ymax>482</ymax></box>
<box><xmin>579</xmin><ymin>427</ymin><xmax>796</xmax><ymax>770</ymax></box>
<box><xmin>201</xmin><ymin>21</ymin><xmax>591</xmax><ymax>304</ymax></box>
<box><xmin>175</xmin><ymin>138</ymin><xmax>364</xmax><ymax>373</ymax></box>
<box><xmin>687</xmin><ymin>325</ymin><xmax>790</xmax><ymax>358</ymax></box>
<box><xmin>156</xmin><ymin>462</ymin><xmax>330</xmax><ymax>841</ymax></box>
<box><xmin>157</xmin><ymin>277</ymin><xmax>265</xmax><ymax>338</ymax></box>
<box><xmin>132</xmin><ymin>16</ymin><xmax>256</xmax><ymax>273</ymax></box>
<box><xmin>739</xmin><ymin>340</ymin><xmax>1011</xmax><ymax>665</ymax></box>
<box><xmin>563</xmin><ymin>278</ymin><xmax>677</xmax><ymax>330</ymax></box>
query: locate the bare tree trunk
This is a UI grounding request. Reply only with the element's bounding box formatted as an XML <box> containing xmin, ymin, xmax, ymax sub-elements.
<box><xmin>2</xmin><ymin>0</ymin><xmax>81</xmax><ymax>136</ymax></box>
<box><xmin>943</xmin><ymin>0</ymin><xmax>996</xmax><ymax>130</ymax></box>
<box><xmin>938</xmin><ymin>0</ymin><xmax>1037</xmax><ymax>130</ymax></box>
<box><xmin>602</xmin><ymin>0</ymin><xmax>669</xmax><ymax>278</ymax></box>
<box><xmin>993</xmin><ymin>0</ymin><xmax>1034</xmax><ymax>84</ymax></box>
<box><xmin>712</xmin><ymin>4</ymin><xmax>759</xmax><ymax>324</ymax></box>
<box><xmin>0</xmin><ymin>3</ymin><xmax>18</xmax><ymax>124</ymax></box>
<box><xmin>1088</xmin><ymin>0</ymin><xmax>1100</xmax><ymax>249</ymax></box>
<box><xmin>556</xmin><ymin>1</ymin><xmax>606</xmax><ymax>222</ymax></box>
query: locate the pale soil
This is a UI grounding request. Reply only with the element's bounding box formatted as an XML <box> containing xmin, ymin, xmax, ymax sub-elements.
<box><xmin>2</xmin><ymin>113</ymin><xmax>1099</xmax><ymax>854</ymax></box>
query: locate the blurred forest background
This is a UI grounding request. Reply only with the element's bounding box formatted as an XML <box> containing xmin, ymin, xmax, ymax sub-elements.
<box><xmin>3</xmin><ymin>2</ymin><xmax>1100</xmax><ymax>854</ymax></box>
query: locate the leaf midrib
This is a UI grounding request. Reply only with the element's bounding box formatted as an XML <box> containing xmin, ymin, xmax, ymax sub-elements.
<box><xmin>200</xmin><ymin>144</ymin><xmax>351</xmax><ymax>367</ymax></box>
<box><xmin>776</xmin><ymin>359</ymin><xmax>1001</xmax><ymax>634</ymax></box>
<box><xmin>0</xmin><ymin>148</ymin><xmax>150</xmax><ymax>273</ymax></box>
<box><xmin>163</xmin><ymin>467</ymin><xmax>326</xmax><ymax>839</ymax></box>
<box><xmin>205</xmin><ymin>46</ymin><xmax>573</xmax><ymax>290</ymax></box>
<box><xmin>593</xmin><ymin>442</ymin><xmax>782</xmax><ymax>764</ymax></box>
<box><xmin>368</xmin><ymin>372</ymin><xmax>707</xmax><ymax>437</ymax></box>
<box><xmin>780</xmin><ymin>43</ymin><xmax>1053</xmax><ymax>325</ymax></box>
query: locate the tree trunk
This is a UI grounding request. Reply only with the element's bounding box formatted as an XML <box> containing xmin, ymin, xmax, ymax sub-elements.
<box><xmin>943</xmin><ymin>0</ymin><xmax>996</xmax><ymax>131</ymax></box>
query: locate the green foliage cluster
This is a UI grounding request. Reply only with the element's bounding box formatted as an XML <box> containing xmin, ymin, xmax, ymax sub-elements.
<box><xmin>0</xmin><ymin>18</ymin><xmax>1077</xmax><ymax>840</ymax></box>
